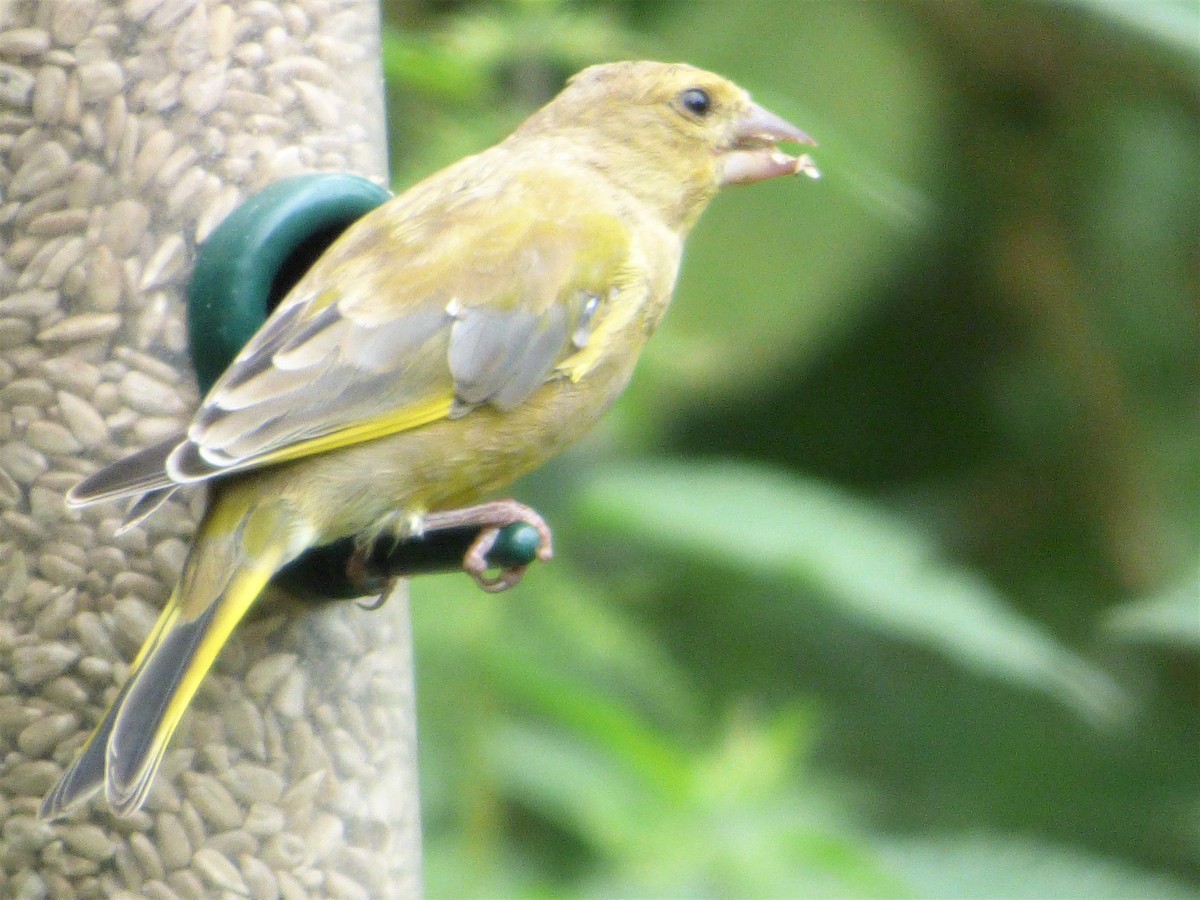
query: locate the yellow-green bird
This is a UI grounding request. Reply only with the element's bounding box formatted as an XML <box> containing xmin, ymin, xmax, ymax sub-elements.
<box><xmin>41</xmin><ymin>60</ymin><xmax>817</xmax><ymax>818</ymax></box>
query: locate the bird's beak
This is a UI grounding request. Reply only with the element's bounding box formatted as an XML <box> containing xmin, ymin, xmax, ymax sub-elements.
<box><xmin>719</xmin><ymin>100</ymin><xmax>819</xmax><ymax>186</ymax></box>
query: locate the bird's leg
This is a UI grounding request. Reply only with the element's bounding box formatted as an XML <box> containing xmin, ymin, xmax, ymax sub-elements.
<box><xmin>343</xmin><ymin>500</ymin><xmax>553</xmax><ymax>598</ymax></box>
<box><xmin>346</xmin><ymin>510</ymin><xmax>421</xmax><ymax>608</ymax></box>
<box><xmin>422</xmin><ymin>499</ymin><xmax>554</xmax><ymax>593</ymax></box>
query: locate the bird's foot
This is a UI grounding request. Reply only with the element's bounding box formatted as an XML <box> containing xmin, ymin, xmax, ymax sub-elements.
<box><xmin>346</xmin><ymin>510</ymin><xmax>422</xmax><ymax>607</ymax></box>
<box><xmin>422</xmin><ymin>499</ymin><xmax>554</xmax><ymax>593</ymax></box>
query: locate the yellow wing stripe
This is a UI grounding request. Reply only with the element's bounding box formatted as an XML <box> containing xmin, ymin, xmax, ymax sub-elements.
<box><xmin>237</xmin><ymin>397</ymin><xmax>455</xmax><ymax>471</ymax></box>
<box><xmin>557</xmin><ymin>277</ymin><xmax>647</xmax><ymax>383</ymax></box>
<box><xmin>108</xmin><ymin>515</ymin><xmax>299</xmax><ymax>813</ymax></box>
<box><xmin>124</xmin><ymin>556</ymin><xmax>280</xmax><ymax>794</ymax></box>
<box><xmin>125</xmin><ymin>596</ymin><xmax>183</xmax><ymax>673</ymax></box>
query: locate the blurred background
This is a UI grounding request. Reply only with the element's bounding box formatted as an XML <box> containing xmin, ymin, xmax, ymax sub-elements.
<box><xmin>379</xmin><ymin>1</ymin><xmax>1199</xmax><ymax>896</ymax></box>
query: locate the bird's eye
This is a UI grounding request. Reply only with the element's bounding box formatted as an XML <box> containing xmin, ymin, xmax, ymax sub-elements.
<box><xmin>679</xmin><ymin>88</ymin><xmax>712</xmax><ymax>117</ymax></box>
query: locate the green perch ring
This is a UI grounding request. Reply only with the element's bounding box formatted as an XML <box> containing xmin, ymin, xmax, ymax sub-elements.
<box><xmin>188</xmin><ymin>173</ymin><xmax>392</xmax><ymax>395</ymax></box>
<box><xmin>187</xmin><ymin>173</ymin><xmax>543</xmax><ymax>600</ymax></box>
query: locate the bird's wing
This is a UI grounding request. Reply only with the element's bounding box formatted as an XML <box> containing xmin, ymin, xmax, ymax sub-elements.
<box><xmin>69</xmin><ymin>166</ymin><xmax>635</xmax><ymax>506</ymax></box>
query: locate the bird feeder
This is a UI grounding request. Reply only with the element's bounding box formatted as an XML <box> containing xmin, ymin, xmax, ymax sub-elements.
<box><xmin>0</xmin><ymin>2</ymin><xmax>422</xmax><ymax>895</ymax></box>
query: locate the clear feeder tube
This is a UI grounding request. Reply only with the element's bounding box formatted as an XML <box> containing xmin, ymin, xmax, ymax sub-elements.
<box><xmin>0</xmin><ymin>2</ymin><xmax>421</xmax><ymax>897</ymax></box>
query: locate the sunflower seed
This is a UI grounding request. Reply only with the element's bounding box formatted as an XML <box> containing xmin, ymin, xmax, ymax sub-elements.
<box><xmin>180</xmin><ymin>63</ymin><xmax>226</xmax><ymax>116</ymax></box>
<box><xmin>11</xmin><ymin>642</ymin><xmax>80</xmax><ymax>687</ymax></box>
<box><xmin>222</xmin><ymin>762</ymin><xmax>284</xmax><ymax>805</ymax></box>
<box><xmin>62</xmin><ymin>824</ymin><xmax>118</xmax><ymax>862</ymax></box>
<box><xmin>0</xmin><ymin>466</ymin><xmax>20</xmax><ymax>507</ymax></box>
<box><xmin>154</xmin><ymin>812</ymin><xmax>192</xmax><ymax>871</ymax></box>
<box><xmin>32</xmin><ymin>64</ymin><xmax>67</xmax><ymax>124</ymax></box>
<box><xmin>0</xmin><ymin>63</ymin><xmax>36</xmax><ymax>107</ymax></box>
<box><xmin>2</xmin><ymin>815</ymin><xmax>56</xmax><ymax>855</ymax></box>
<box><xmin>140</xmin><ymin>882</ymin><xmax>184</xmax><ymax>900</ymax></box>
<box><xmin>26</xmin><ymin>420</ymin><xmax>81</xmax><ymax>455</ymax></box>
<box><xmin>77</xmin><ymin>60</ymin><xmax>124</xmax><ymax>104</ymax></box>
<box><xmin>37</xmin><ymin>312</ymin><xmax>120</xmax><ymax>343</ymax></box>
<box><xmin>165</xmin><ymin>869</ymin><xmax>206</xmax><ymax>900</ymax></box>
<box><xmin>126</xmin><ymin>832</ymin><xmax>165</xmax><ymax>882</ymax></box>
<box><xmin>260</xmin><ymin>833</ymin><xmax>306</xmax><ymax>870</ymax></box>
<box><xmin>243</xmin><ymin>802</ymin><xmax>285</xmax><ymax>838</ymax></box>
<box><xmin>324</xmin><ymin>870</ymin><xmax>371</xmax><ymax>900</ymax></box>
<box><xmin>56</xmin><ymin>391</ymin><xmax>108</xmax><ymax>447</ymax></box>
<box><xmin>132</xmin><ymin>127</ymin><xmax>175</xmax><ymax>186</ymax></box>
<box><xmin>27</xmin><ymin>207</ymin><xmax>88</xmax><ymax>236</ymax></box>
<box><xmin>152</xmin><ymin>141</ymin><xmax>194</xmax><ymax>186</ymax></box>
<box><xmin>164</xmin><ymin>165</ymin><xmax>210</xmax><ymax>217</ymax></box>
<box><xmin>3</xmin><ymin>377</ymin><xmax>54</xmax><ymax>405</ymax></box>
<box><xmin>8</xmin><ymin>139</ymin><xmax>69</xmax><ymax>197</ymax></box>
<box><xmin>114</xmin><ymin>842</ymin><xmax>144</xmax><ymax>893</ymax></box>
<box><xmin>275</xmin><ymin>869</ymin><xmax>308</xmax><ymax>900</ymax></box>
<box><xmin>191</xmin><ymin>847</ymin><xmax>248</xmax><ymax>894</ymax></box>
<box><xmin>0</xmin><ymin>28</ymin><xmax>52</xmax><ymax>57</ymax></box>
<box><xmin>238</xmin><ymin>854</ymin><xmax>279</xmax><ymax>900</ymax></box>
<box><xmin>0</xmin><ymin>317</ymin><xmax>36</xmax><ymax>349</ymax></box>
<box><xmin>0</xmin><ymin>441</ymin><xmax>49</xmax><ymax>483</ymax></box>
<box><xmin>117</xmin><ymin>369</ymin><xmax>185</xmax><ymax>417</ymax></box>
<box><xmin>246</xmin><ymin>653</ymin><xmax>298</xmax><ymax>699</ymax></box>
<box><xmin>36</xmin><ymin>234</ymin><xmax>84</xmax><ymax>288</ymax></box>
<box><xmin>50</xmin><ymin>0</ymin><xmax>99</xmax><ymax>46</ymax></box>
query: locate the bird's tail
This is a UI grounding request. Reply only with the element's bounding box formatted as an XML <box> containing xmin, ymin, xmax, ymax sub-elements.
<box><xmin>41</xmin><ymin>491</ymin><xmax>311</xmax><ymax>819</ymax></box>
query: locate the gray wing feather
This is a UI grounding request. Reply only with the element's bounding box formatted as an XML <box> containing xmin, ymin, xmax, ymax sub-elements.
<box><xmin>184</xmin><ymin>296</ymin><xmax>579</xmax><ymax>472</ymax></box>
<box><xmin>450</xmin><ymin>308</ymin><xmax>538</xmax><ymax>404</ymax></box>
<box><xmin>66</xmin><ymin>436</ymin><xmax>181</xmax><ymax>506</ymax></box>
<box><xmin>171</xmin><ymin>303</ymin><xmax>454</xmax><ymax>475</ymax></box>
<box><xmin>449</xmin><ymin>304</ymin><xmax>569</xmax><ymax>409</ymax></box>
<box><xmin>491</xmin><ymin>305</ymin><xmax>570</xmax><ymax>410</ymax></box>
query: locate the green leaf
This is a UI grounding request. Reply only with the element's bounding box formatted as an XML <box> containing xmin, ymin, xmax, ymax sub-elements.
<box><xmin>381</xmin><ymin>27</ymin><xmax>491</xmax><ymax>103</ymax></box>
<box><xmin>1052</xmin><ymin>0</ymin><xmax>1200</xmax><ymax>78</ymax></box>
<box><xmin>1103</xmin><ymin>566</ymin><xmax>1200</xmax><ymax>650</ymax></box>
<box><xmin>878</xmin><ymin>834</ymin><xmax>1200</xmax><ymax>899</ymax></box>
<box><xmin>488</xmin><ymin>708</ymin><xmax>901</xmax><ymax>899</ymax></box>
<box><xmin>577</xmin><ymin>459</ymin><xmax>1124</xmax><ymax>720</ymax></box>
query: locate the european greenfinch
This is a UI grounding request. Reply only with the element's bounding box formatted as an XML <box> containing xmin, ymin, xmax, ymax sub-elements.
<box><xmin>41</xmin><ymin>60</ymin><xmax>817</xmax><ymax>818</ymax></box>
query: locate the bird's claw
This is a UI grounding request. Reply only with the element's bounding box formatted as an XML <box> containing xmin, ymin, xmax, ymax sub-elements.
<box><xmin>345</xmin><ymin>547</ymin><xmax>392</xmax><ymax>608</ymax></box>
<box><xmin>355</xmin><ymin>587</ymin><xmax>392</xmax><ymax>610</ymax></box>
<box><xmin>342</xmin><ymin>499</ymin><xmax>553</xmax><ymax>597</ymax></box>
<box><xmin>423</xmin><ymin>499</ymin><xmax>553</xmax><ymax>593</ymax></box>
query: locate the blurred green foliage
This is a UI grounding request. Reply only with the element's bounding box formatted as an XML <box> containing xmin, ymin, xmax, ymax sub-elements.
<box><xmin>380</xmin><ymin>0</ymin><xmax>1200</xmax><ymax>896</ymax></box>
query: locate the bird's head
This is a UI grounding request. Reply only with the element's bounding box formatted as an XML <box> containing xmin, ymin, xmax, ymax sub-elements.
<box><xmin>514</xmin><ymin>61</ymin><xmax>817</xmax><ymax>231</ymax></box>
